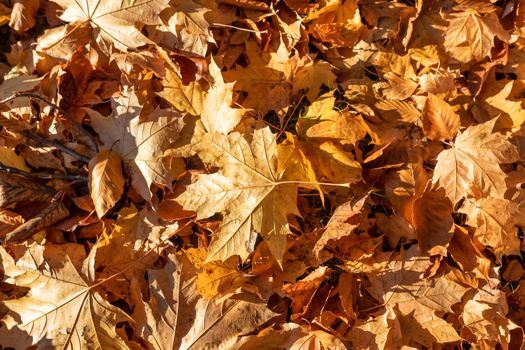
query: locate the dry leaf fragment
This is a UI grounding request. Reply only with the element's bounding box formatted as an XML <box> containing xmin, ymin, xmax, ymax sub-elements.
<box><xmin>9</xmin><ymin>0</ymin><xmax>39</xmax><ymax>32</ymax></box>
<box><xmin>201</xmin><ymin>59</ymin><xmax>249</xmax><ymax>134</ymax></box>
<box><xmin>419</xmin><ymin>70</ymin><xmax>456</xmax><ymax>95</ymax></box>
<box><xmin>313</xmin><ymin>192</ymin><xmax>368</xmax><ymax>257</ymax></box>
<box><xmin>460</xmin><ymin>281</ymin><xmax>520</xmax><ymax>349</ymax></box>
<box><xmin>411</xmin><ymin>184</ymin><xmax>454</xmax><ymax>255</ymax></box>
<box><xmin>196</xmin><ymin>257</ymin><xmax>259</xmax><ymax>298</ymax></box>
<box><xmin>377</xmin><ymin>72</ymin><xmax>418</xmax><ymax>100</ymax></box>
<box><xmin>90</xmin><ymin>90</ymin><xmax>185</xmax><ymax>201</ymax></box>
<box><xmin>348</xmin><ymin>306</ymin><xmax>403</xmax><ymax>349</ymax></box>
<box><xmin>0</xmin><ymin>172</ymin><xmax>53</xmax><ymax>207</ymax></box>
<box><xmin>4</xmin><ymin>201</ymin><xmax>69</xmax><ymax>242</ymax></box>
<box><xmin>88</xmin><ymin>149</ymin><xmax>125</xmax><ymax>218</ymax></box>
<box><xmin>292</xmin><ymin>60</ymin><xmax>337</xmax><ymax>102</ymax></box>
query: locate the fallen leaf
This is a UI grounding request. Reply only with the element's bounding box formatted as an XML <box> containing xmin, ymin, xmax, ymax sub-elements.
<box><xmin>88</xmin><ymin>149</ymin><xmax>125</xmax><ymax>218</ymax></box>
<box><xmin>0</xmin><ymin>244</ymin><xmax>131</xmax><ymax>349</ymax></box>
<box><xmin>89</xmin><ymin>89</ymin><xmax>185</xmax><ymax>200</ymax></box>
<box><xmin>432</xmin><ymin>118</ymin><xmax>519</xmax><ymax>204</ymax></box>
<box><xmin>200</xmin><ymin>59</ymin><xmax>249</xmax><ymax>134</ymax></box>
<box><xmin>138</xmin><ymin>247</ymin><xmax>277</xmax><ymax>350</ymax></box>
<box><xmin>177</xmin><ymin>127</ymin><xmax>300</xmax><ymax>264</ymax></box>
<box><xmin>52</xmin><ymin>0</ymin><xmax>170</xmax><ymax>50</ymax></box>
<box><xmin>9</xmin><ymin>0</ymin><xmax>39</xmax><ymax>32</ymax></box>
<box><xmin>421</xmin><ymin>94</ymin><xmax>460</xmax><ymax>141</ymax></box>
<box><xmin>444</xmin><ymin>10</ymin><xmax>509</xmax><ymax>62</ymax></box>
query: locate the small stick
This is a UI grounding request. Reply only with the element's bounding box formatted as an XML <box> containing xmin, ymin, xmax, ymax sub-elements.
<box><xmin>22</xmin><ymin>130</ymin><xmax>91</xmax><ymax>163</ymax></box>
<box><xmin>3</xmin><ymin>199</ymin><xmax>69</xmax><ymax>243</ymax></box>
<box><xmin>0</xmin><ymin>93</ymin><xmax>99</xmax><ymax>152</ymax></box>
<box><xmin>0</xmin><ymin>163</ymin><xmax>87</xmax><ymax>181</ymax></box>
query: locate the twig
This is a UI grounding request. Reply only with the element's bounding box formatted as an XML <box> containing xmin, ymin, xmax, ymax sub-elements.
<box><xmin>0</xmin><ymin>163</ymin><xmax>87</xmax><ymax>181</ymax></box>
<box><xmin>3</xmin><ymin>199</ymin><xmax>69</xmax><ymax>243</ymax></box>
<box><xmin>0</xmin><ymin>93</ymin><xmax>99</xmax><ymax>152</ymax></box>
<box><xmin>22</xmin><ymin>130</ymin><xmax>91</xmax><ymax>163</ymax></box>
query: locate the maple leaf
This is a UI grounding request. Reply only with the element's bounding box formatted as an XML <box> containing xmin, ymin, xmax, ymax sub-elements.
<box><xmin>160</xmin><ymin>59</ymin><xmax>248</xmax><ymax>134</ymax></box>
<box><xmin>89</xmin><ymin>89</ymin><xmax>185</xmax><ymax>201</ymax></box>
<box><xmin>149</xmin><ymin>0</ymin><xmax>221</xmax><ymax>57</ymax></box>
<box><xmin>459</xmin><ymin>195</ymin><xmax>525</xmax><ymax>259</ymax></box>
<box><xmin>432</xmin><ymin>118</ymin><xmax>519</xmax><ymax>204</ymax></box>
<box><xmin>0</xmin><ymin>243</ymin><xmax>131</xmax><ymax>349</ymax></box>
<box><xmin>349</xmin><ymin>306</ymin><xmax>403</xmax><ymax>349</ymax></box>
<box><xmin>292</xmin><ymin>61</ymin><xmax>337</xmax><ymax>102</ymax></box>
<box><xmin>367</xmin><ymin>246</ymin><xmax>470</xmax><ymax>347</ymax></box>
<box><xmin>176</xmin><ymin>127</ymin><xmax>301</xmax><ymax>264</ymax></box>
<box><xmin>137</xmin><ymin>247</ymin><xmax>277</xmax><ymax>350</ymax></box>
<box><xmin>443</xmin><ymin>9</ymin><xmax>509</xmax><ymax>62</ymax></box>
<box><xmin>52</xmin><ymin>0</ymin><xmax>170</xmax><ymax>51</ymax></box>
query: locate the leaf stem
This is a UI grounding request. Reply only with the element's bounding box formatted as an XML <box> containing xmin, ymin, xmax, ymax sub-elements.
<box><xmin>211</xmin><ymin>23</ymin><xmax>268</xmax><ymax>34</ymax></box>
<box><xmin>275</xmin><ymin>180</ymin><xmax>351</xmax><ymax>188</ymax></box>
<box><xmin>22</xmin><ymin>130</ymin><xmax>91</xmax><ymax>163</ymax></box>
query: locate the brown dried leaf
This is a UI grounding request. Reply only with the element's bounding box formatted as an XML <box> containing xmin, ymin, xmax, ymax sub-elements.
<box><xmin>88</xmin><ymin>149</ymin><xmax>125</xmax><ymax>218</ymax></box>
<box><xmin>432</xmin><ymin>118</ymin><xmax>519</xmax><ymax>204</ymax></box>
<box><xmin>421</xmin><ymin>94</ymin><xmax>460</xmax><ymax>141</ymax></box>
<box><xmin>0</xmin><ymin>244</ymin><xmax>131</xmax><ymax>349</ymax></box>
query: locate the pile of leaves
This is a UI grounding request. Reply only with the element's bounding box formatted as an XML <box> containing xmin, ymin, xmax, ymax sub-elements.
<box><xmin>2</xmin><ymin>0</ymin><xmax>525</xmax><ymax>348</ymax></box>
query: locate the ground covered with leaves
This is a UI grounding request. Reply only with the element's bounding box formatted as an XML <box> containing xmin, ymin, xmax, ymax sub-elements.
<box><xmin>1</xmin><ymin>0</ymin><xmax>525</xmax><ymax>348</ymax></box>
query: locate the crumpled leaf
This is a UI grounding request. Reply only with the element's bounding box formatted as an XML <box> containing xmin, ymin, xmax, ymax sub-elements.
<box><xmin>348</xmin><ymin>306</ymin><xmax>403</xmax><ymax>350</ymax></box>
<box><xmin>9</xmin><ymin>0</ymin><xmax>39</xmax><ymax>32</ymax></box>
<box><xmin>89</xmin><ymin>89</ymin><xmax>185</xmax><ymax>201</ymax></box>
